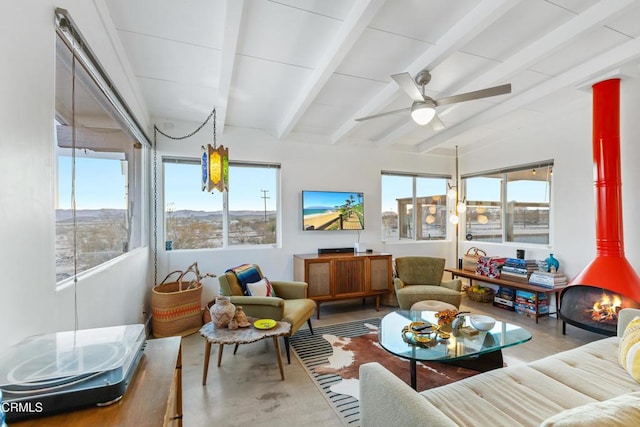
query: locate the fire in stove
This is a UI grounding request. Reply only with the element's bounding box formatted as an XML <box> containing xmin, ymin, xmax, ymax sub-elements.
<box><xmin>589</xmin><ymin>292</ymin><xmax>622</xmax><ymax>322</ymax></box>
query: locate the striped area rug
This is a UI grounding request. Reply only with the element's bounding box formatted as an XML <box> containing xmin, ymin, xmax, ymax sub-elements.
<box><xmin>290</xmin><ymin>318</ymin><xmax>380</xmax><ymax>426</ymax></box>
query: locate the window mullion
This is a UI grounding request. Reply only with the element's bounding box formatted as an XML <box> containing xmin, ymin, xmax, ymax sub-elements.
<box><xmin>412</xmin><ymin>177</ymin><xmax>417</xmax><ymax>240</ymax></box>
<box><xmin>223</xmin><ymin>188</ymin><xmax>229</xmax><ymax>247</ymax></box>
<box><xmin>501</xmin><ymin>172</ymin><xmax>508</xmax><ymax>243</ymax></box>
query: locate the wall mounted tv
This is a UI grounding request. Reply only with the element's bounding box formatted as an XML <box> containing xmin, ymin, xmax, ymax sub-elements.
<box><xmin>302</xmin><ymin>190</ymin><xmax>364</xmax><ymax>231</ymax></box>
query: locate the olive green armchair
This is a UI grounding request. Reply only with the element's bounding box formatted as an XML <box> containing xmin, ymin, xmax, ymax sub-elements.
<box><xmin>218</xmin><ymin>264</ymin><xmax>315</xmax><ymax>363</ymax></box>
<box><xmin>393</xmin><ymin>257</ymin><xmax>462</xmax><ymax>309</ymax></box>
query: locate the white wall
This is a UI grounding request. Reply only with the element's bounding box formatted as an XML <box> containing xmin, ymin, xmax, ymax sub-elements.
<box><xmin>0</xmin><ymin>0</ymin><xmax>153</xmax><ymax>351</ymax></box>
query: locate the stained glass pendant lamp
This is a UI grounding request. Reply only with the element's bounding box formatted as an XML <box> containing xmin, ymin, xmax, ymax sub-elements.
<box><xmin>202</xmin><ymin>109</ymin><xmax>228</xmax><ymax>192</ymax></box>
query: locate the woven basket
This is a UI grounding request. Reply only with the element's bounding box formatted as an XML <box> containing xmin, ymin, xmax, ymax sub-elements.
<box><xmin>463</xmin><ymin>247</ymin><xmax>486</xmax><ymax>271</ymax></box>
<box><xmin>152</xmin><ymin>264</ymin><xmax>205</xmax><ymax>338</ymax></box>
<box><xmin>466</xmin><ymin>288</ymin><xmax>496</xmax><ymax>303</ymax></box>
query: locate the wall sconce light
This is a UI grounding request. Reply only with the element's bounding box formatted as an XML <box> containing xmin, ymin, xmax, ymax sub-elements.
<box><xmin>425</xmin><ymin>215</ymin><xmax>436</xmax><ymax>224</ymax></box>
<box><xmin>447</xmin><ymin>184</ymin><xmax>457</xmax><ymax>199</ymax></box>
<box><xmin>456</xmin><ymin>200</ymin><xmax>467</xmax><ymax>213</ymax></box>
<box><xmin>449</xmin><ymin>214</ymin><xmax>459</xmax><ymax>225</ymax></box>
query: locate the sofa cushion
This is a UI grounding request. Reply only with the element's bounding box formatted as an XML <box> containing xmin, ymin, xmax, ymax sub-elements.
<box><xmin>528</xmin><ymin>337</ymin><xmax>639</xmax><ymax>401</ymax></box>
<box><xmin>539</xmin><ymin>391</ymin><xmax>640</xmax><ymax>426</ymax></box>
<box><xmin>619</xmin><ymin>316</ymin><xmax>640</xmax><ymax>382</ymax></box>
<box><xmin>417</xmin><ymin>365</ymin><xmax>595</xmax><ymax>427</ymax></box>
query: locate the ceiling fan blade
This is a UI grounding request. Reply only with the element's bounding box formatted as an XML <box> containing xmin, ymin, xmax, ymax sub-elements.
<box><xmin>391</xmin><ymin>73</ymin><xmax>424</xmax><ymax>102</ymax></box>
<box><xmin>355</xmin><ymin>107</ymin><xmax>411</xmax><ymax>122</ymax></box>
<box><xmin>430</xmin><ymin>114</ymin><xmax>445</xmax><ymax>131</ymax></box>
<box><xmin>434</xmin><ymin>83</ymin><xmax>511</xmax><ymax>107</ymax></box>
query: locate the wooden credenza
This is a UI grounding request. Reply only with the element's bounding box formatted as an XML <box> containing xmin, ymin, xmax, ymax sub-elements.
<box><xmin>294</xmin><ymin>252</ymin><xmax>393</xmax><ymax>318</ymax></box>
<box><xmin>12</xmin><ymin>336</ymin><xmax>182</xmax><ymax>427</ymax></box>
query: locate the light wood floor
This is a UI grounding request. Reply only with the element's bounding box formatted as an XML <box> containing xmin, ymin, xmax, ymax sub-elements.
<box><xmin>177</xmin><ymin>296</ymin><xmax>604</xmax><ymax>427</ymax></box>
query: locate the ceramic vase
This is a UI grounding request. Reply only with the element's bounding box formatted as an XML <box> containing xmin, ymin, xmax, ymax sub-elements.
<box><xmin>210</xmin><ymin>296</ymin><xmax>236</xmax><ymax>328</ymax></box>
<box><xmin>546</xmin><ymin>254</ymin><xmax>560</xmax><ymax>272</ymax></box>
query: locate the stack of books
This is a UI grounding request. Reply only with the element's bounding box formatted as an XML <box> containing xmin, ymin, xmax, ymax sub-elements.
<box><xmin>528</xmin><ymin>271</ymin><xmax>568</xmax><ymax>288</ymax></box>
<box><xmin>493</xmin><ymin>286</ymin><xmax>516</xmax><ymax>311</ymax></box>
<box><xmin>515</xmin><ymin>290</ymin><xmax>549</xmax><ymax>317</ymax></box>
<box><xmin>499</xmin><ymin>258</ymin><xmax>537</xmax><ymax>283</ymax></box>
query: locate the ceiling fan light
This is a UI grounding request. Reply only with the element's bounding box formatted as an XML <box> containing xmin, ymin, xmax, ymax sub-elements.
<box><xmin>410</xmin><ymin>102</ymin><xmax>436</xmax><ymax>125</ymax></box>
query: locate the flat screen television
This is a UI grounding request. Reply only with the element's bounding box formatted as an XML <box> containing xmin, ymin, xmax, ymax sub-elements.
<box><xmin>302</xmin><ymin>190</ymin><xmax>364</xmax><ymax>231</ymax></box>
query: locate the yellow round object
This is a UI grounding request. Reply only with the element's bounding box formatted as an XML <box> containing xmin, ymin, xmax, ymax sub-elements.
<box><xmin>254</xmin><ymin>319</ymin><xmax>277</xmax><ymax>330</ymax></box>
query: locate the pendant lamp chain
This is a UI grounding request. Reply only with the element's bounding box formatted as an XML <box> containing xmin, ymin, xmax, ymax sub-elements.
<box><xmin>152</xmin><ymin>107</ymin><xmax>222</xmax><ymax>285</ymax></box>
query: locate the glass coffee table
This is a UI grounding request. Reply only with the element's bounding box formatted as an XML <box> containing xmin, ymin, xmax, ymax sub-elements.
<box><xmin>378</xmin><ymin>310</ymin><xmax>532</xmax><ymax>389</ymax></box>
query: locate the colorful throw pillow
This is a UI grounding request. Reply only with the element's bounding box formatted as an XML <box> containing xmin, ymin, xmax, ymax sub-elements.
<box><xmin>246</xmin><ymin>277</ymin><xmax>276</xmax><ymax>297</ymax></box>
<box><xmin>619</xmin><ymin>316</ymin><xmax>640</xmax><ymax>382</ymax></box>
<box><xmin>226</xmin><ymin>264</ymin><xmax>262</xmax><ymax>295</ymax></box>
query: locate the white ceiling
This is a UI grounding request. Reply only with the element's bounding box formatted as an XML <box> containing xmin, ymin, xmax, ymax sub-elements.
<box><xmin>103</xmin><ymin>0</ymin><xmax>640</xmax><ymax>154</ymax></box>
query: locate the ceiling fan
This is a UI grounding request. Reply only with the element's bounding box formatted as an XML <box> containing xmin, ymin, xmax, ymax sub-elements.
<box><xmin>355</xmin><ymin>68</ymin><xmax>511</xmax><ymax>126</ymax></box>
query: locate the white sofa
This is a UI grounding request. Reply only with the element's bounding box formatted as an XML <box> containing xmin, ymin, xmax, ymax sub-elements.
<box><xmin>360</xmin><ymin>308</ymin><xmax>640</xmax><ymax>426</ymax></box>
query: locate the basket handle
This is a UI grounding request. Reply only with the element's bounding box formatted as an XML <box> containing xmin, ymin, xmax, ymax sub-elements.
<box><xmin>179</xmin><ymin>264</ymin><xmax>200</xmax><ymax>291</ymax></box>
<box><xmin>158</xmin><ymin>262</ymin><xmax>216</xmax><ymax>291</ymax></box>
<box><xmin>465</xmin><ymin>246</ymin><xmax>486</xmax><ymax>256</ymax></box>
<box><xmin>157</xmin><ymin>270</ymin><xmax>184</xmax><ymax>288</ymax></box>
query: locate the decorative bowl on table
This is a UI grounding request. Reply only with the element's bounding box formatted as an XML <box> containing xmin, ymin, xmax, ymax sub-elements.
<box><xmin>470</xmin><ymin>315</ymin><xmax>496</xmax><ymax>331</ymax></box>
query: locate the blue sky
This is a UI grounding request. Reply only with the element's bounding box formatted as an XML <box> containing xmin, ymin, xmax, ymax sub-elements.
<box><xmin>57</xmin><ymin>157</ymin><xmax>126</xmax><ymax>209</ymax></box>
<box><xmin>58</xmin><ymin>157</ymin><xmax>549</xmax><ymax>212</ymax></box>
<box><xmin>303</xmin><ymin>191</ymin><xmax>363</xmax><ymax>209</ymax></box>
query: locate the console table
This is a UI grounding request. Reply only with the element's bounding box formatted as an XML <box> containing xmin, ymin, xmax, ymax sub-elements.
<box><xmin>12</xmin><ymin>337</ymin><xmax>183</xmax><ymax>427</ymax></box>
<box><xmin>294</xmin><ymin>252</ymin><xmax>393</xmax><ymax>318</ymax></box>
<box><xmin>445</xmin><ymin>267</ymin><xmax>568</xmax><ymax>323</ymax></box>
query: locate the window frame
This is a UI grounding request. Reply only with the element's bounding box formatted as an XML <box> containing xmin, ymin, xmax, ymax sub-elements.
<box><xmin>162</xmin><ymin>157</ymin><xmax>281</xmax><ymax>250</ymax></box>
<box><xmin>54</xmin><ymin>12</ymin><xmax>149</xmax><ymax>286</ymax></box>
<box><xmin>381</xmin><ymin>171</ymin><xmax>452</xmax><ymax>242</ymax></box>
<box><xmin>462</xmin><ymin>161</ymin><xmax>553</xmax><ymax>245</ymax></box>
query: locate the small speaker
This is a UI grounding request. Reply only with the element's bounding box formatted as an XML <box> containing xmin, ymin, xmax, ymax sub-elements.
<box><xmin>318</xmin><ymin>247</ymin><xmax>355</xmax><ymax>255</ymax></box>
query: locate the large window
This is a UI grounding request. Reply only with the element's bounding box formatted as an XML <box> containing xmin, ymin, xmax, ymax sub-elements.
<box><xmin>463</xmin><ymin>162</ymin><xmax>552</xmax><ymax>244</ymax></box>
<box><xmin>381</xmin><ymin>172</ymin><xmax>450</xmax><ymax>241</ymax></box>
<box><xmin>164</xmin><ymin>159</ymin><xmax>279</xmax><ymax>249</ymax></box>
<box><xmin>55</xmin><ymin>28</ymin><xmax>147</xmax><ymax>283</ymax></box>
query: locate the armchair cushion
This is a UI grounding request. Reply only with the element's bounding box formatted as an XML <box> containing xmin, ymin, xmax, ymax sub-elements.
<box><xmin>394</xmin><ymin>257</ymin><xmax>462</xmax><ymax>310</ymax></box>
<box><xmin>218</xmin><ymin>265</ymin><xmax>314</xmax><ymax>336</ymax></box>
<box><xmin>227</xmin><ymin>295</ymin><xmax>285</xmax><ymax>320</ymax></box>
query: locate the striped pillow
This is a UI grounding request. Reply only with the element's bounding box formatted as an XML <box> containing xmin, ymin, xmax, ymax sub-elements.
<box><xmin>246</xmin><ymin>277</ymin><xmax>276</xmax><ymax>297</ymax></box>
<box><xmin>619</xmin><ymin>316</ymin><xmax>640</xmax><ymax>382</ymax></box>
